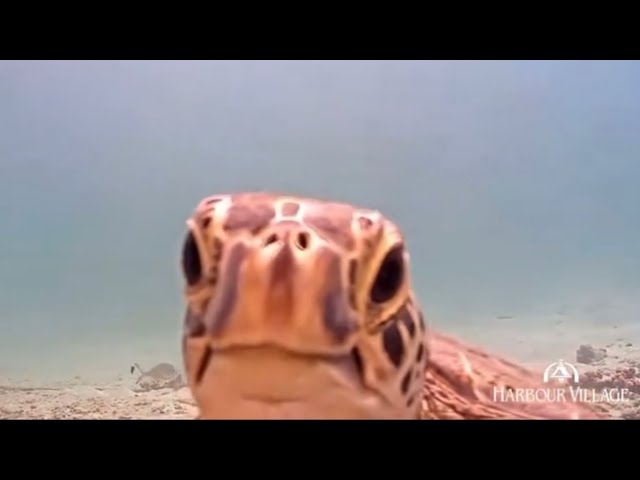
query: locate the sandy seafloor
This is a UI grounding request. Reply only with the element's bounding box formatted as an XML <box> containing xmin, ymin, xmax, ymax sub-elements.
<box><xmin>2</xmin><ymin>311</ymin><xmax>640</xmax><ymax>420</ymax></box>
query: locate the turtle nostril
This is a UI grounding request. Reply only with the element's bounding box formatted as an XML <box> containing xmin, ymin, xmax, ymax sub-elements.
<box><xmin>295</xmin><ymin>232</ymin><xmax>310</xmax><ymax>250</ymax></box>
<box><xmin>263</xmin><ymin>233</ymin><xmax>279</xmax><ymax>247</ymax></box>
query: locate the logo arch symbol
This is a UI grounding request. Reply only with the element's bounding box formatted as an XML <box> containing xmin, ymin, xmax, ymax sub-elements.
<box><xmin>543</xmin><ymin>359</ymin><xmax>579</xmax><ymax>384</ymax></box>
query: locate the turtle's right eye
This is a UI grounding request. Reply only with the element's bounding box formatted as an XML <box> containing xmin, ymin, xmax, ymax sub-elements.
<box><xmin>181</xmin><ymin>230</ymin><xmax>202</xmax><ymax>286</ymax></box>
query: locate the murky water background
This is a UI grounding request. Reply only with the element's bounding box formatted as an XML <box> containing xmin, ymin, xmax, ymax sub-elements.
<box><xmin>1</xmin><ymin>60</ymin><xmax>639</xmax><ymax>386</ymax></box>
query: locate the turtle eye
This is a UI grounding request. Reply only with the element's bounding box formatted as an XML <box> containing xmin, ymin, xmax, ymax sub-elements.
<box><xmin>369</xmin><ymin>244</ymin><xmax>405</xmax><ymax>304</ymax></box>
<box><xmin>181</xmin><ymin>230</ymin><xmax>202</xmax><ymax>286</ymax></box>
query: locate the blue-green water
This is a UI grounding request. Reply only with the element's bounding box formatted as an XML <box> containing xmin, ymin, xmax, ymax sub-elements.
<box><xmin>1</xmin><ymin>60</ymin><xmax>639</xmax><ymax>385</ymax></box>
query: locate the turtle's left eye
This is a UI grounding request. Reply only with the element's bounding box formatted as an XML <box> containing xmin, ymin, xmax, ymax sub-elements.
<box><xmin>369</xmin><ymin>244</ymin><xmax>405</xmax><ymax>304</ymax></box>
<box><xmin>181</xmin><ymin>230</ymin><xmax>202</xmax><ymax>286</ymax></box>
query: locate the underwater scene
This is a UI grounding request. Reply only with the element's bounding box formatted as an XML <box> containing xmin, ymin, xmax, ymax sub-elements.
<box><xmin>1</xmin><ymin>60</ymin><xmax>639</xmax><ymax>419</ymax></box>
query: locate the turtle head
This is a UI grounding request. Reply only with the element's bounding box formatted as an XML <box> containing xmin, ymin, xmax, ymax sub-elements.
<box><xmin>179</xmin><ymin>193</ymin><xmax>428</xmax><ymax>419</ymax></box>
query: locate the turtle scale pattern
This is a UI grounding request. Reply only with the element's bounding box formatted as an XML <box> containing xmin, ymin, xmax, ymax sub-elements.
<box><xmin>177</xmin><ymin>192</ymin><xmax>607</xmax><ymax>420</ymax></box>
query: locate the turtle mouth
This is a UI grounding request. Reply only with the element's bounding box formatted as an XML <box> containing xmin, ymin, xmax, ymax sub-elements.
<box><xmin>194</xmin><ymin>344</ymin><xmax>366</xmax><ymax>395</ymax></box>
<box><xmin>184</xmin><ymin>342</ymin><xmax>387</xmax><ymax>419</ymax></box>
<box><xmin>247</xmin><ymin>347</ymin><xmax>367</xmax><ymax>401</ymax></box>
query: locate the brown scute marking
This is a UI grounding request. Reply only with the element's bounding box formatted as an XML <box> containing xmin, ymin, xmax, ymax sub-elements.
<box><xmin>195</xmin><ymin>345</ymin><xmax>214</xmax><ymax>385</ymax></box>
<box><xmin>417</xmin><ymin>311</ymin><xmax>425</xmax><ymax>331</ymax></box>
<box><xmin>323</xmin><ymin>290</ymin><xmax>357</xmax><ymax>343</ymax></box>
<box><xmin>273</xmin><ymin>220</ymin><xmax>300</xmax><ymax>228</ymax></box>
<box><xmin>351</xmin><ymin>347</ymin><xmax>365</xmax><ymax>380</ymax></box>
<box><xmin>206</xmin><ymin>243</ymin><xmax>247</xmax><ymax>335</ymax></box>
<box><xmin>207</xmin><ymin>267</ymin><xmax>218</xmax><ymax>287</ymax></box>
<box><xmin>382</xmin><ymin>322</ymin><xmax>404</xmax><ymax>368</ymax></box>
<box><xmin>357</xmin><ymin>216</ymin><xmax>373</xmax><ymax>230</ymax></box>
<box><xmin>347</xmin><ymin>260</ymin><xmax>358</xmax><ymax>310</ymax></box>
<box><xmin>322</xmin><ymin>255</ymin><xmax>358</xmax><ymax>342</ymax></box>
<box><xmin>223</xmin><ymin>203</ymin><xmax>275</xmax><ymax>234</ymax></box>
<box><xmin>304</xmin><ymin>208</ymin><xmax>355</xmax><ymax>250</ymax></box>
<box><xmin>269</xmin><ymin>243</ymin><xmax>295</xmax><ymax>289</ymax></box>
<box><xmin>401</xmin><ymin>368</ymin><xmax>412</xmax><ymax>394</ymax></box>
<box><xmin>230</xmin><ymin>192</ymin><xmax>280</xmax><ymax>204</ymax></box>
<box><xmin>281</xmin><ymin>202</ymin><xmax>300</xmax><ymax>217</ymax></box>
<box><xmin>416</xmin><ymin>343</ymin><xmax>425</xmax><ymax>363</ymax></box>
<box><xmin>184</xmin><ymin>308</ymin><xmax>205</xmax><ymax>337</ymax></box>
<box><xmin>348</xmin><ymin>292</ymin><xmax>357</xmax><ymax>311</ymax></box>
<box><xmin>205</xmin><ymin>197</ymin><xmax>223</xmax><ymax>205</ymax></box>
<box><xmin>406</xmin><ymin>393</ymin><xmax>416</xmax><ymax>408</ymax></box>
<box><xmin>348</xmin><ymin>259</ymin><xmax>357</xmax><ymax>287</ymax></box>
<box><xmin>212</xmin><ymin>237</ymin><xmax>224</xmax><ymax>262</ymax></box>
<box><xmin>399</xmin><ymin>308</ymin><xmax>416</xmax><ymax>339</ymax></box>
<box><xmin>202</xmin><ymin>216</ymin><xmax>212</xmax><ymax>228</ymax></box>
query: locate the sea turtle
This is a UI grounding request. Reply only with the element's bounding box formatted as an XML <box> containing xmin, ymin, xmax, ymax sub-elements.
<box><xmin>178</xmin><ymin>192</ymin><xmax>608</xmax><ymax>419</ymax></box>
<box><xmin>130</xmin><ymin>362</ymin><xmax>185</xmax><ymax>392</ymax></box>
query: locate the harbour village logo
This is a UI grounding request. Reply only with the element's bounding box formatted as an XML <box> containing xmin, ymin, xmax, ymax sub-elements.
<box><xmin>493</xmin><ymin>359</ymin><xmax>630</xmax><ymax>404</ymax></box>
